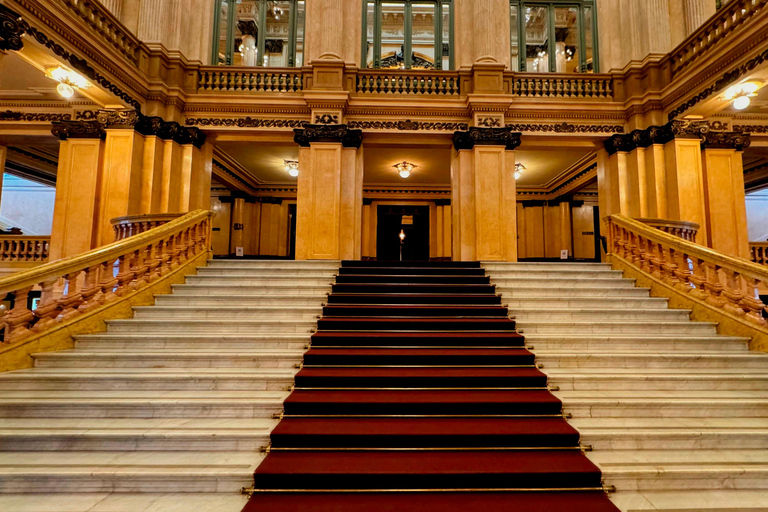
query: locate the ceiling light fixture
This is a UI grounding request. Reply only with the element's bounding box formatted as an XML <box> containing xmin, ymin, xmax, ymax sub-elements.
<box><xmin>284</xmin><ymin>159</ymin><xmax>300</xmax><ymax>178</ymax></box>
<box><xmin>722</xmin><ymin>80</ymin><xmax>763</xmax><ymax>111</ymax></box>
<box><xmin>45</xmin><ymin>66</ymin><xmax>91</xmax><ymax>99</ymax></box>
<box><xmin>394</xmin><ymin>161</ymin><xmax>416</xmax><ymax>179</ymax></box>
<box><xmin>514</xmin><ymin>163</ymin><xmax>526</xmax><ymax>180</ymax></box>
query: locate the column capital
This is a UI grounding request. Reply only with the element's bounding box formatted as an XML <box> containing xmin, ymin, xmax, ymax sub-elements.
<box><xmin>453</xmin><ymin>127</ymin><xmax>522</xmax><ymax>151</ymax></box>
<box><xmin>51</xmin><ymin>120</ymin><xmax>106</xmax><ymax>141</ymax></box>
<box><xmin>604</xmin><ymin>134</ymin><xmax>635</xmax><ymax>155</ymax></box>
<box><xmin>701</xmin><ymin>131</ymin><xmax>751</xmax><ymax>151</ymax></box>
<box><xmin>0</xmin><ymin>4</ymin><xmax>24</xmax><ymax>52</ymax></box>
<box><xmin>293</xmin><ymin>124</ymin><xmax>363</xmax><ymax>149</ymax></box>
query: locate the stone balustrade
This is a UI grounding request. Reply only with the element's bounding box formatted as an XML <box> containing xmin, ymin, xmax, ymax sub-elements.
<box><xmin>197</xmin><ymin>67</ymin><xmax>304</xmax><ymax>93</ymax></box>
<box><xmin>637</xmin><ymin>218</ymin><xmax>699</xmax><ymax>243</ymax></box>
<box><xmin>0</xmin><ymin>236</ymin><xmax>50</xmax><ymax>263</ymax></box>
<box><xmin>751</xmin><ymin>242</ymin><xmax>768</xmax><ymax>265</ymax></box>
<box><xmin>607</xmin><ymin>214</ymin><xmax>768</xmax><ymax>327</ymax></box>
<box><xmin>508</xmin><ymin>73</ymin><xmax>614</xmax><ymax>99</ymax></box>
<box><xmin>0</xmin><ymin>210</ymin><xmax>211</xmax><ymax>345</ymax></box>
<box><xmin>669</xmin><ymin>0</ymin><xmax>767</xmax><ymax>78</ymax></box>
<box><xmin>355</xmin><ymin>70</ymin><xmax>462</xmax><ymax>96</ymax></box>
<box><xmin>111</xmin><ymin>213</ymin><xmax>183</xmax><ymax>241</ymax></box>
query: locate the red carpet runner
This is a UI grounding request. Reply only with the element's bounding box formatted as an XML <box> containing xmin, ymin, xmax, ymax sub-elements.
<box><xmin>243</xmin><ymin>261</ymin><xmax>619</xmax><ymax>511</ymax></box>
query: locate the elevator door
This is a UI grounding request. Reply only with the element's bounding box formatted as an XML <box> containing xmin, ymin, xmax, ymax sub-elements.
<box><xmin>376</xmin><ymin>205</ymin><xmax>430</xmax><ymax>261</ymax></box>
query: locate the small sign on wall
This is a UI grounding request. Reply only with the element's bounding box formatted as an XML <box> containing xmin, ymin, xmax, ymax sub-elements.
<box><xmin>560</xmin><ymin>249</ymin><xmax>569</xmax><ymax>260</ymax></box>
<box><xmin>235</xmin><ymin>247</ymin><xmax>244</xmax><ymax>257</ymax></box>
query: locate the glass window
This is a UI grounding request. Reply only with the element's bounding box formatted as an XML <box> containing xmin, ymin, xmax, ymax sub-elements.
<box><xmin>364</xmin><ymin>0</ymin><xmax>453</xmax><ymax>70</ymax></box>
<box><xmin>212</xmin><ymin>0</ymin><xmax>306</xmax><ymax>67</ymax></box>
<box><xmin>510</xmin><ymin>0</ymin><xmax>599</xmax><ymax>73</ymax></box>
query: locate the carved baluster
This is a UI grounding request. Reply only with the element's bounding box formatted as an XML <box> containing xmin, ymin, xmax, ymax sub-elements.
<box><xmin>659</xmin><ymin>245</ymin><xmax>679</xmax><ymax>286</ymax></box>
<box><xmin>720</xmin><ymin>268</ymin><xmax>746</xmax><ymax>317</ymax></box>
<box><xmin>79</xmin><ymin>265</ymin><xmax>104</xmax><ymax>312</ymax></box>
<box><xmin>99</xmin><ymin>260</ymin><xmax>119</xmax><ymax>304</ymax></box>
<box><xmin>57</xmin><ymin>271</ymin><xmax>84</xmax><ymax>321</ymax></box>
<box><xmin>740</xmin><ymin>276</ymin><xmax>768</xmax><ymax>326</ymax></box>
<box><xmin>134</xmin><ymin>246</ymin><xmax>152</xmax><ymax>289</ymax></box>
<box><xmin>146</xmin><ymin>241</ymin><xmax>162</xmax><ymax>282</ymax></box>
<box><xmin>114</xmin><ymin>254</ymin><xmax>135</xmax><ymax>296</ymax></box>
<box><xmin>703</xmin><ymin>263</ymin><xmax>726</xmax><ymax>309</ymax></box>
<box><xmin>639</xmin><ymin>236</ymin><xmax>652</xmax><ymax>273</ymax></box>
<box><xmin>629</xmin><ymin>231</ymin><xmax>642</xmax><ymax>266</ymax></box>
<box><xmin>3</xmin><ymin>286</ymin><xmax>36</xmax><ymax>343</ymax></box>
<box><xmin>649</xmin><ymin>242</ymin><xmax>664</xmax><ymax>280</ymax></box>
<box><xmin>672</xmin><ymin>250</ymin><xmax>694</xmax><ymax>293</ymax></box>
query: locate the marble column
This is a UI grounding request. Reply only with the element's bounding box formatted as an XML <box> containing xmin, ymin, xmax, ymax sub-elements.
<box><xmin>230</xmin><ymin>195</ymin><xmax>245</xmax><ymax>256</ymax></box>
<box><xmin>663</xmin><ymin>136</ymin><xmax>708</xmax><ymax>244</ymax></box>
<box><xmin>559</xmin><ymin>201</ymin><xmax>572</xmax><ymax>258</ymax></box>
<box><xmin>684</xmin><ymin>0</ymin><xmax>716</xmax><ymax>36</ymax></box>
<box><xmin>0</xmin><ymin>145</ymin><xmax>6</xmax><ymax>213</ymax></box>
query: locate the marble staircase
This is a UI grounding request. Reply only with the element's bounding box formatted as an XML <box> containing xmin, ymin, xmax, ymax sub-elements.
<box><xmin>485</xmin><ymin>261</ymin><xmax>768</xmax><ymax>512</ymax></box>
<box><xmin>0</xmin><ymin>259</ymin><xmax>337</xmax><ymax>512</ymax></box>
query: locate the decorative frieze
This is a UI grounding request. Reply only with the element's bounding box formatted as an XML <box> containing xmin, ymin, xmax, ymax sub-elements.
<box><xmin>604</xmin><ymin>120</ymin><xmax>718</xmax><ymax>155</ymax></box>
<box><xmin>0</xmin><ymin>111</ymin><xmax>71</xmax><ymax>122</ymax></box>
<box><xmin>701</xmin><ymin>131</ymin><xmax>752</xmax><ymax>151</ymax></box>
<box><xmin>294</xmin><ymin>124</ymin><xmax>363</xmax><ymax>149</ymax></box>
<box><xmin>453</xmin><ymin>127</ymin><xmax>522</xmax><ymax>151</ymax></box>
<box><xmin>50</xmin><ymin>120</ymin><xmax>106</xmax><ymax>140</ymax></box>
<box><xmin>185</xmin><ymin>117</ymin><xmax>308</xmax><ymax>128</ymax></box>
<box><xmin>347</xmin><ymin>120</ymin><xmax>469</xmax><ymax>131</ymax></box>
<box><xmin>734</xmin><ymin>125</ymin><xmax>768</xmax><ymax>134</ymax></box>
<box><xmin>505</xmin><ymin>123</ymin><xmax>624</xmax><ymax>134</ymax></box>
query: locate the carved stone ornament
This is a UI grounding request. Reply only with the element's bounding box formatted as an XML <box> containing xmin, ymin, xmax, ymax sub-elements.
<box><xmin>0</xmin><ymin>4</ymin><xmax>25</xmax><ymax>51</ymax></box>
<box><xmin>96</xmin><ymin>109</ymin><xmax>141</xmax><ymax>128</ymax></box>
<box><xmin>630</xmin><ymin>129</ymin><xmax>653</xmax><ymax>149</ymax></box>
<box><xmin>0</xmin><ymin>110</ymin><xmax>71</xmax><ymax>122</ymax></box>
<box><xmin>347</xmin><ymin>120</ymin><xmax>469</xmax><ymax>131</ymax></box>
<box><xmin>50</xmin><ymin>120</ymin><xmax>106</xmax><ymax>140</ymax></box>
<box><xmin>157</xmin><ymin>121</ymin><xmax>181</xmax><ymax>141</ymax></box>
<box><xmin>174</xmin><ymin>126</ymin><xmax>207</xmax><ymax>148</ymax></box>
<box><xmin>453</xmin><ymin>127</ymin><xmax>522</xmax><ymax>151</ymax></box>
<box><xmin>477</xmin><ymin>117</ymin><xmax>502</xmax><ymax>128</ymax></box>
<box><xmin>701</xmin><ymin>131</ymin><xmax>751</xmax><ymax>151</ymax></box>
<box><xmin>603</xmin><ymin>134</ymin><xmax>635</xmax><ymax>155</ymax></box>
<box><xmin>314</xmin><ymin>114</ymin><xmax>339</xmax><ymax>124</ymax></box>
<box><xmin>293</xmin><ymin>124</ymin><xmax>363</xmax><ymax>149</ymax></box>
<box><xmin>669</xmin><ymin>120</ymin><xmax>710</xmax><ymax>138</ymax></box>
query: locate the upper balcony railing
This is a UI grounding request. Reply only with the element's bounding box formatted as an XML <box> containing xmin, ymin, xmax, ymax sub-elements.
<box><xmin>669</xmin><ymin>0</ymin><xmax>767</xmax><ymax>78</ymax></box>
<box><xmin>197</xmin><ymin>67</ymin><xmax>304</xmax><ymax>93</ymax></box>
<box><xmin>355</xmin><ymin>70</ymin><xmax>462</xmax><ymax>97</ymax></box>
<box><xmin>0</xmin><ymin>236</ymin><xmax>50</xmax><ymax>263</ymax></box>
<box><xmin>507</xmin><ymin>73</ymin><xmax>614</xmax><ymax>100</ymax></box>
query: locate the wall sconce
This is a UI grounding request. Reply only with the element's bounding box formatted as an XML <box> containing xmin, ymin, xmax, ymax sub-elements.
<box><xmin>394</xmin><ymin>161</ymin><xmax>416</xmax><ymax>179</ymax></box>
<box><xmin>284</xmin><ymin>159</ymin><xmax>300</xmax><ymax>177</ymax></box>
<box><xmin>45</xmin><ymin>66</ymin><xmax>91</xmax><ymax>99</ymax></box>
<box><xmin>514</xmin><ymin>163</ymin><xmax>526</xmax><ymax>180</ymax></box>
<box><xmin>722</xmin><ymin>81</ymin><xmax>763</xmax><ymax>110</ymax></box>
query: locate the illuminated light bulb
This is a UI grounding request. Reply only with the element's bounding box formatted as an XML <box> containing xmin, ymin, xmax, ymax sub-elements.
<box><xmin>399</xmin><ymin>229</ymin><xmax>406</xmax><ymax>241</ymax></box>
<box><xmin>394</xmin><ymin>161</ymin><xmax>415</xmax><ymax>179</ymax></box>
<box><xmin>399</xmin><ymin>169</ymin><xmax>410</xmax><ymax>179</ymax></box>
<box><xmin>284</xmin><ymin>159</ymin><xmax>300</xmax><ymax>177</ymax></box>
<box><xmin>514</xmin><ymin>162</ymin><xmax>526</xmax><ymax>180</ymax></box>
<box><xmin>733</xmin><ymin>95</ymin><xmax>751</xmax><ymax>110</ymax></box>
<box><xmin>56</xmin><ymin>82</ymin><xmax>75</xmax><ymax>98</ymax></box>
<box><xmin>288</xmin><ymin>167</ymin><xmax>299</xmax><ymax>177</ymax></box>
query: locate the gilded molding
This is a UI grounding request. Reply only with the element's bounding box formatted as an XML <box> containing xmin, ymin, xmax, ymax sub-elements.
<box><xmin>185</xmin><ymin>117</ymin><xmax>309</xmax><ymax>128</ymax></box>
<box><xmin>294</xmin><ymin>124</ymin><xmax>363</xmax><ymax>149</ymax></box>
<box><xmin>50</xmin><ymin>120</ymin><xmax>106</xmax><ymax>140</ymax></box>
<box><xmin>734</xmin><ymin>125</ymin><xmax>768</xmax><ymax>133</ymax></box>
<box><xmin>347</xmin><ymin>120</ymin><xmax>469</xmax><ymax>131</ymax></box>
<box><xmin>701</xmin><ymin>131</ymin><xmax>752</xmax><ymax>150</ymax></box>
<box><xmin>453</xmin><ymin>127</ymin><xmax>522</xmax><ymax>151</ymax></box>
<box><xmin>0</xmin><ymin>110</ymin><xmax>71</xmax><ymax>122</ymax></box>
<box><xmin>505</xmin><ymin>122</ymin><xmax>624</xmax><ymax>134</ymax></box>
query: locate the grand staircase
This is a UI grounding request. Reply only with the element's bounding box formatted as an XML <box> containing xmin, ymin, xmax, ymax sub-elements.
<box><xmin>0</xmin><ymin>260</ymin><xmax>336</xmax><ymax>512</ymax></box>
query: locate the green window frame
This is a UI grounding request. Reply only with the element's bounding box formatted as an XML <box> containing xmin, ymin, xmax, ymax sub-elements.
<box><xmin>362</xmin><ymin>0</ymin><xmax>454</xmax><ymax>70</ymax></box>
<box><xmin>511</xmin><ymin>0</ymin><xmax>599</xmax><ymax>73</ymax></box>
<box><xmin>211</xmin><ymin>0</ymin><xmax>306</xmax><ymax>67</ymax></box>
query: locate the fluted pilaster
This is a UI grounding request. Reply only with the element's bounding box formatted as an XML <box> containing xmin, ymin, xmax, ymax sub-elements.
<box><xmin>684</xmin><ymin>0</ymin><xmax>716</xmax><ymax>35</ymax></box>
<box><xmin>98</xmin><ymin>0</ymin><xmax>122</xmax><ymax>19</ymax></box>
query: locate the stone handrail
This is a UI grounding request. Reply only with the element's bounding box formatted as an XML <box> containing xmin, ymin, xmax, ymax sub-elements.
<box><xmin>356</xmin><ymin>70</ymin><xmax>461</xmax><ymax>96</ymax></box>
<box><xmin>0</xmin><ymin>236</ymin><xmax>50</xmax><ymax>262</ymax></box>
<box><xmin>606</xmin><ymin>214</ymin><xmax>768</xmax><ymax>327</ymax></box>
<box><xmin>111</xmin><ymin>213</ymin><xmax>183</xmax><ymax>241</ymax></box>
<box><xmin>57</xmin><ymin>0</ymin><xmax>142</xmax><ymax>65</ymax></box>
<box><xmin>637</xmin><ymin>218</ymin><xmax>699</xmax><ymax>243</ymax></box>
<box><xmin>669</xmin><ymin>0</ymin><xmax>767</xmax><ymax>78</ymax></box>
<box><xmin>0</xmin><ymin>210</ymin><xmax>212</xmax><ymax>345</ymax></box>
<box><xmin>197</xmin><ymin>67</ymin><xmax>304</xmax><ymax>93</ymax></box>
<box><xmin>508</xmin><ymin>73</ymin><xmax>614</xmax><ymax>99</ymax></box>
<box><xmin>750</xmin><ymin>242</ymin><xmax>768</xmax><ymax>265</ymax></box>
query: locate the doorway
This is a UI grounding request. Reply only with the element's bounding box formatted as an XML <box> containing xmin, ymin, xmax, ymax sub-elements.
<box><xmin>376</xmin><ymin>205</ymin><xmax>430</xmax><ymax>261</ymax></box>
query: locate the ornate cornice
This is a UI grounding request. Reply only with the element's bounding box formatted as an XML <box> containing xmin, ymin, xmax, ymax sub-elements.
<box><xmin>50</xmin><ymin>120</ymin><xmax>106</xmax><ymax>140</ymax></box>
<box><xmin>734</xmin><ymin>124</ymin><xmax>768</xmax><ymax>133</ymax></box>
<box><xmin>453</xmin><ymin>127</ymin><xmax>522</xmax><ymax>151</ymax></box>
<box><xmin>604</xmin><ymin>120</ymin><xmax>712</xmax><ymax>154</ymax></box>
<box><xmin>701</xmin><ymin>131</ymin><xmax>752</xmax><ymax>150</ymax></box>
<box><xmin>0</xmin><ymin>4</ymin><xmax>142</xmax><ymax>111</ymax></box>
<box><xmin>294</xmin><ymin>124</ymin><xmax>363</xmax><ymax>148</ymax></box>
<box><xmin>0</xmin><ymin>110</ymin><xmax>71</xmax><ymax>122</ymax></box>
<box><xmin>347</xmin><ymin>120</ymin><xmax>469</xmax><ymax>131</ymax></box>
<box><xmin>505</xmin><ymin>122</ymin><xmax>624</xmax><ymax>134</ymax></box>
<box><xmin>185</xmin><ymin>117</ymin><xmax>309</xmax><ymax>128</ymax></box>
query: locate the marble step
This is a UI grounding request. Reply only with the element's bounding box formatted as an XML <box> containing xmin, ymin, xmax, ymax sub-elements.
<box><xmin>535</xmin><ymin>352</ymin><xmax>768</xmax><ymax>369</ymax></box>
<box><xmin>171</xmin><ymin>283</ymin><xmax>331</xmax><ymax>296</ymax></box>
<box><xmin>208</xmin><ymin>259</ymin><xmax>339</xmax><ymax>269</ymax></box>
<box><xmin>0</xmin><ymin>422</ymin><xmax>274</xmax><ymax>452</ymax></box>
<box><xmin>523</xmin><ymin>334</ymin><xmax>749</xmax><ymax>352</ymax></box>
<box><xmin>517</xmin><ymin>321</ymin><xmax>718</xmax><ymax>335</ymax></box>
<box><xmin>105</xmin><ymin>319</ymin><xmax>317</xmax><ymax>333</ymax></box>
<box><xmin>0</xmin><ymin>492</ymin><xmax>251</xmax><ymax>512</ymax></box>
<box><xmin>0</xmin><ymin>451</ymin><xmax>261</xmax><ymax>493</ymax></box>
<box><xmin>558</xmin><ymin>394</ymin><xmax>768</xmax><ymax>418</ymax></box>
<box><xmin>482</xmin><ymin>262</ymin><xmax>612</xmax><ymax>271</ymax></box>
<box><xmin>185</xmin><ymin>275</ymin><xmax>335</xmax><ymax>286</ymax></box>
<box><xmin>498</xmin><ymin>286</ymin><xmax>651</xmax><ymax>298</ymax></box>
<box><xmin>0</xmin><ymin>389</ymin><xmax>287</xmax><ymax>418</ymax></box>
<box><xmin>197</xmin><ymin>267</ymin><xmax>337</xmax><ymax>277</ymax></box>
<box><xmin>0</xmin><ymin>368</ymin><xmax>297</xmax><ymax>391</ymax></box>
<box><xmin>609</xmin><ymin>489</ymin><xmax>768</xmax><ymax>511</ymax></box>
<box><xmin>32</xmin><ymin>350</ymin><xmax>304</xmax><ymax>369</ymax></box>
<box><xmin>488</xmin><ymin>269</ymin><xmax>625</xmax><ymax>279</ymax></box>
<box><xmin>154</xmin><ymin>294</ymin><xmax>328</xmax><ymax>306</ymax></box>
<box><xmin>132</xmin><ymin>305</ymin><xmax>323</xmax><ymax>320</ymax></box>
<box><xmin>592</xmin><ymin>450</ymin><xmax>768</xmax><ymax>491</ymax></box>
<box><xmin>579</xmin><ymin>428</ymin><xmax>768</xmax><ymax>451</ymax></box>
<box><xmin>504</xmin><ymin>297</ymin><xmax>670</xmax><ymax>309</ymax></box>
<box><xmin>546</xmin><ymin>370</ymin><xmax>768</xmax><ymax>391</ymax></box>
<box><xmin>512</xmin><ymin>308</ymin><xmax>691</xmax><ymax>322</ymax></box>
<box><xmin>74</xmin><ymin>333</ymin><xmax>310</xmax><ymax>350</ymax></box>
<box><xmin>491</xmin><ymin>277</ymin><xmax>636</xmax><ymax>288</ymax></box>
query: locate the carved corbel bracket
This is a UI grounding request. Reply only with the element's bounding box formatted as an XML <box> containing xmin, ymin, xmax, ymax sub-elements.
<box><xmin>293</xmin><ymin>124</ymin><xmax>363</xmax><ymax>149</ymax></box>
<box><xmin>453</xmin><ymin>127</ymin><xmax>522</xmax><ymax>151</ymax></box>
